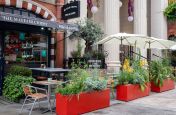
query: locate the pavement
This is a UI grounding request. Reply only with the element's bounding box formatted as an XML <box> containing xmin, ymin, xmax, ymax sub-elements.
<box><xmin>1</xmin><ymin>89</ymin><xmax>176</xmax><ymax>115</ymax></box>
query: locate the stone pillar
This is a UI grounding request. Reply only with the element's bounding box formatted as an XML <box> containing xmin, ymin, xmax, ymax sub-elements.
<box><xmin>56</xmin><ymin>32</ymin><xmax>64</xmax><ymax>67</ymax></box>
<box><xmin>104</xmin><ymin>0</ymin><xmax>121</xmax><ymax>73</ymax></box>
<box><xmin>151</xmin><ymin>0</ymin><xmax>168</xmax><ymax>39</ymax></box>
<box><xmin>134</xmin><ymin>0</ymin><xmax>147</xmax><ymax>35</ymax></box>
<box><xmin>56</xmin><ymin>0</ymin><xmax>64</xmax><ymax>67</ymax></box>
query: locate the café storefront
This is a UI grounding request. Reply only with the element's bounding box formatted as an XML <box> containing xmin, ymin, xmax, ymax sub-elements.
<box><xmin>0</xmin><ymin>6</ymin><xmax>78</xmax><ymax>95</ymax></box>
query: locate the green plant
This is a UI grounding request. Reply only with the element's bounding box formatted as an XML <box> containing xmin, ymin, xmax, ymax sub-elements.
<box><xmin>84</xmin><ymin>69</ymin><xmax>107</xmax><ymax>91</ymax></box>
<box><xmin>71</xmin><ymin>39</ymin><xmax>83</xmax><ymax>58</ymax></box>
<box><xmin>116</xmin><ymin>59</ymin><xmax>149</xmax><ymax>91</ymax></box>
<box><xmin>8</xmin><ymin>65</ymin><xmax>32</xmax><ymax>77</ymax></box>
<box><xmin>3</xmin><ymin>75</ymin><xmax>35</xmax><ymax>102</ymax></box>
<box><xmin>56</xmin><ymin>69</ymin><xmax>89</xmax><ymax>95</ymax></box>
<box><xmin>150</xmin><ymin>59</ymin><xmax>174</xmax><ymax>87</ymax></box>
<box><xmin>66</xmin><ymin>68</ymin><xmax>90</xmax><ymax>81</ymax></box>
<box><xmin>71</xmin><ymin>19</ymin><xmax>104</xmax><ymax>53</ymax></box>
<box><xmin>56</xmin><ymin>69</ymin><xmax>107</xmax><ymax>95</ymax></box>
<box><xmin>164</xmin><ymin>3</ymin><xmax>176</xmax><ymax>21</ymax></box>
<box><xmin>83</xmin><ymin>50</ymin><xmax>106</xmax><ymax>60</ymax></box>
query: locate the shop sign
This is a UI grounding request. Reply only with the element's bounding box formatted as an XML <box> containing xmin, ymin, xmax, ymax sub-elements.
<box><xmin>61</xmin><ymin>1</ymin><xmax>80</xmax><ymax>20</ymax></box>
<box><xmin>0</xmin><ymin>12</ymin><xmax>79</xmax><ymax>31</ymax></box>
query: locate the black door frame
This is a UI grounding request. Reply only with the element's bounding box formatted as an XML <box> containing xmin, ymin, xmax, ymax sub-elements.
<box><xmin>0</xmin><ymin>30</ymin><xmax>5</xmax><ymax>95</ymax></box>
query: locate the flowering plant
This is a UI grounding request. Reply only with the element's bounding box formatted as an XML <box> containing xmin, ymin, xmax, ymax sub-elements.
<box><xmin>116</xmin><ymin>59</ymin><xmax>149</xmax><ymax>91</ymax></box>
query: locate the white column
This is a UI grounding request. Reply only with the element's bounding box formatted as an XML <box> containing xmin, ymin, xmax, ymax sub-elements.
<box><xmin>104</xmin><ymin>0</ymin><xmax>120</xmax><ymax>35</ymax></box>
<box><xmin>134</xmin><ymin>0</ymin><xmax>147</xmax><ymax>35</ymax></box>
<box><xmin>151</xmin><ymin>0</ymin><xmax>168</xmax><ymax>39</ymax></box>
<box><xmin>104</xmin><ymin>0</ymin><xmax>121</xmax><ymax>73</ymax></box>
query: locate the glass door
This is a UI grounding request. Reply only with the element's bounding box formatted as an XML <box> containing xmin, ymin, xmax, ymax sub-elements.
<box><xmin>0</xmin><ymin>31</ymin><xmax>4</xmax><ymax>95</ymax></box>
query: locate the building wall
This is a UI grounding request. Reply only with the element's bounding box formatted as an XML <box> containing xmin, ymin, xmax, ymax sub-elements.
<box><xmin>92</xmin><ymin>0</ymin><xmax>105</xmax><ymax>31</ymax></box>
<box><xmin>151</xmin><ymin>0</ymin><xmax>168</xmax><ymax>39</ymax></box>
<box><xmin>65</xmin><ymin>0</ymin><xmax>87</xmax><ymax>58</ymax></box>
<box><xmin>120</xmin><ymin>0</ymin><xmax>133</xmax><ymax>33</ymax></box>
<box><xmin>33</xmin><ymin>0</ymin><xmax>57</xmax><ymax>18</ymax></box>
<box><xmin>38</xmin><ymin>0</ymin><xmax>56</xmax><ymax>5</ymax></box>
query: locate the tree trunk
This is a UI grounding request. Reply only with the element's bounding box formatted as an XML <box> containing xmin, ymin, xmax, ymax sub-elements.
<box><xmin>85</xmin><ymin>41</ymin><xmax>93</xmax><ymax>53</ymax></box>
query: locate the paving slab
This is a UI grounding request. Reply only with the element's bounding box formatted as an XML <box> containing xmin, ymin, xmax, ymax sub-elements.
<box><xmin>1</xmin><ymin>88</ymin><xmax>176</xmax><ymax>115</ymax></box>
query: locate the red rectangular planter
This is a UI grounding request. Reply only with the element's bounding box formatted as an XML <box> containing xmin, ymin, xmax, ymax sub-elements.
<box><xmin>56</xmin><ymin>89</ymin><xmax>110</xmax><ymax>115</ymax></box>
<box><xmin>151</xmin><ymin>79</ymin><xmax>175</xmax><ymax>93</ymax></box>
<box><xmin>116</xmin><ymin>83</ymin><xmax>150</xmax><ymax>102</ymax></box>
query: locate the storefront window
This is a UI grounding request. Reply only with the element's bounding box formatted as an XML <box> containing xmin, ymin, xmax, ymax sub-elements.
<box><xmin>4</xmin><ymin>31</ymin><xmax>48</xmax><ymax>67</ymax></box>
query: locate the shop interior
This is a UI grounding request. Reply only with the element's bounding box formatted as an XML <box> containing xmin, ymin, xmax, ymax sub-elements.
<box><xmin>0</xmin><ymin>21</ymin><xmax>51</xmax><ymax>74</ymax></box>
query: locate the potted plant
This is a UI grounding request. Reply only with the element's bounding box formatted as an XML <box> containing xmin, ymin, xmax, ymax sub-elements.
<box><xmin>116</xmin><ymin>59</ymin><xmax>150</xmax><ymax>101</ymax></box>
<box><xmin>55</xmin><ymin>69</ymin><xmax>110</xmax><ymax>115</ymax></box>
<box><xmin>71</xmin><ymin>19</ymin><xmax>104</xmax><ymax>53</ymax></box>
<box><xmin>150</xmin><ymin>59</ymin><xmax>175</xmax><ymax>93</ymax></box>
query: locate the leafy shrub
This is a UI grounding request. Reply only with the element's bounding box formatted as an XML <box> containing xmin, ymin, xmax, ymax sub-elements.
<box><xmin>164</xmin><ymin>3</ymin><xmax>176</xmax><ymax>21</ymax></box>
<box><xmin>84</xmin><ymin>77</ymin><xmax>107</xmax><ymax>92</ymax></box>
<box><xmin>83</xmin><ymin>51</ymin><xmax>106</xmax><ymax>60</ymax></box>
<box><xmin>3</xmin><ymin>75</ymin><xmax>35</xmax><ymax>102</ymax></box>
<box><xmin>66</xmin><ymin>68</ymin><xmax>89</xmax><ymax>80</ymax></box>
<box><xmin>150</xmin><ymin>59</ymin><xmax>174</xmax><ymax>87</ymax></box>
<box><xmin>56</xmin><ymin>69</ymin><xmax>107</xmax><ymax>95</ymax></box>
<box><xmin>8</xmin><ymin>65</ymin><xmax>32</xmax><ymax>77</ymax></box>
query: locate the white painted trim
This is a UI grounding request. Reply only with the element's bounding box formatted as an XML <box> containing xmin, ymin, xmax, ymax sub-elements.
<box><xmin>27</xmin><ymin>3</ymin><xmax>32</xmax><ymax>10</ymax></box>
<box><xmin>50</xmin><ymin>60</ymin><xmax>54</xmax><ymax>68</ymax></box>
<box><xmin>36</xmin><ymin>7</ymin><xmax>41</xmax><ymax>14</ymax></box>
<box><xmin>51</xmin><ymin>49</ymin><xmax>55</xmax><ymax>55</ymax></box>
<box><xmin>5</xmin><ymin>0</ymin><xmax>10</xmax><ymax>6</ymax></box>
<box><xmin>16</xmin><ymin>0</ymin><xmax>23</xmax><ymax>8</ymax></box>
<box><xmin>51</xmin><ymin>38</ymin><xmax>55</xmax><ymax>44</ymax></box>
<box><xmin>50</xmin><ymin>18</ymin><xmax>55</xmax><ymax>21</ymax></box>
<box><xmin>23</xmin><ymin>0</ymin><xmax>57</xmax><ymax>21</ymax></box>
<box><xmin>43</xmin><ymin>12</ymin><xmax>49</xmax><ymax>18</ymax></box>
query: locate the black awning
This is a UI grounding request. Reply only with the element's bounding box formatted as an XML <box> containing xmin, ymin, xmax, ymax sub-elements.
<box><xmin>0</xmin><ymin>12</ymin><xmax>79</xmax><ymax>31</ymax></box>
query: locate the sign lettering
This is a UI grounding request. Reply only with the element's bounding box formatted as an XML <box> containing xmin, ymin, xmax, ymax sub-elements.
<box><xmin>61</xmin><ymin>1</ymin><xmax>80</xmax><ymax>20</ymax></box>
<box><xmin>0</xmin><ymin>12</ymin><xmax>79</xmax><ymax>31</ymax></box>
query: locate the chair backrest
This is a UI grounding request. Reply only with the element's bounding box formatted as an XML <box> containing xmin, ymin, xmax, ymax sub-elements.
<box><xmin>23</xmin><ymin>86</ymin><xmax>32</xmax><ymax>96</ymax></box>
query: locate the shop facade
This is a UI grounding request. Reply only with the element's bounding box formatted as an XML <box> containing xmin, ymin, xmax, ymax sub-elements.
<box><xmin>0</xmin><ymin>0</ymin><xmax>79</xmax><ymax>95</ymax></box>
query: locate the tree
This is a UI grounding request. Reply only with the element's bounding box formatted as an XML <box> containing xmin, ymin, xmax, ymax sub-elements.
<box><xmin>72</xmin><ymin>19</ymin><xmax>104</xmax><ymax>53</ymax></box>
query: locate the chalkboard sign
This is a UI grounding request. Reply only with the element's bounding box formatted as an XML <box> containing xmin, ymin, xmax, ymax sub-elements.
<box><xmin>61</xmin><ymin>1</ymin><xmax>80</xmax><ymax>20</ymax></box>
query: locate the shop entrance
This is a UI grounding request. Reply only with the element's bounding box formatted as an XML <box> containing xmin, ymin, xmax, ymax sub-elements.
<box><xmin>0</xmin><ymin>21</ymin><xmax>51</xmax><ymax>95</ymax></box>
<box><xmin>0</xmin><ymin>21</ymin><xmax>51</xmax><ymax>68</ymax></box>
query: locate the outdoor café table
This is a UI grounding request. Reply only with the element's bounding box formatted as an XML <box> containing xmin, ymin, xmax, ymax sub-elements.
<box><xmin>30</xmin><ymin>68</ymin><xmax>71</xmax><ymax>80</ymax></box>
<box><xmin>32</xmin><ymin>80</ymin><xmax>61</xmax><ymax>113</ymax></box>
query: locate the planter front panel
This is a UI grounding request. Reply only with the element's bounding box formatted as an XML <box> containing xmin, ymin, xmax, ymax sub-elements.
<box><xmin>56</xmin><ymin>89</ymin><xmax>110</xmax><ymax>115</ymax></box>
<box><xmin>116</xmin><ymin>83</ymin><xmax>150</xmax><ymax>101</ymax></box>
<box><xmin>151</xmin><ymin>79</ymin><xmax>175</xmax><ymax>93</ymax></box>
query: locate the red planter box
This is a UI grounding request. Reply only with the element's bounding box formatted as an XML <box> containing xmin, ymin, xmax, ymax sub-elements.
<box><xmin>151</xmin><ymin>79</ymin><xmax>175</xmax><ymax>93</ymax></box>
<box><xmin>116</xmin><ymin>83</ymin><xmax>150</xmax><ymax>101</ymax></box>
<box><xmin>56</xmin><ymin>89</ymin><xmax>110</xmax><ymax>115</ymax></box>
